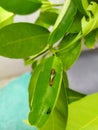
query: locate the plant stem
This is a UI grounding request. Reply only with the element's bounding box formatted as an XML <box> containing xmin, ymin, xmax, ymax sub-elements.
<box><xmin>51</xmin><ymin>3</ymin><xmax>63</xmax><ymax>7</ymax></box>
<box><xmin>56</xmin><ymin>32</ymin><xmax>82</xmax><ymax>53</ymax></box>
<box><xmin>25</xmin><ymin>47</ymin><xmax>49</xmax><ymax>65</ymax></box>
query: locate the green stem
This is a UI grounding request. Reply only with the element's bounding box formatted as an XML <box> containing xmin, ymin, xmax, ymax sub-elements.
<box><xmin>56</xmin><ymin>32</ymin><xmax>82</xmax><ymax>53</ymax></box>
<box><xmin>25</xmin><ymin>47</ymin><xmax>49</xmax><ymax>65</ymax></box>
<box><xmin>51</xmin><ymin>3</ymin><xmax>64</xmax><ymax>7</ymax></box>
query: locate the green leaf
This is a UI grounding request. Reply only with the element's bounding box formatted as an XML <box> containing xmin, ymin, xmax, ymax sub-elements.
<box><xmin>67</xmin><ymin>88</ymin><xmax>86</xmax><ymax>104</ymax></box>
<box><xmin>68</xmin><ymin>12</ymin><xmax>82</xmax><ymax>33</ymax></box>
<box><xmin>58</xmin><ymin>34</ymin><xmax>78</xmax><ymax>50</ymax></box>
<box><xmin>0</xmin><ymin>23</ymin><xmax>49</xmax><ymax>58</ymax></box>
<box><xmin>39</xmin><ymin>8</ymin><xmax>59</xmax><ymax>25</ymax></box>
<box><xmin>66</xmin><ymin>93</ymin><xmax>98</xmax><ymax>130</ymax></box>
<box><xmin>57</xmin><ymin>34</ymin><xmax>82</xmax><ymax>70</ymax></box>
<box><xmin>28</xmin><ymin>63</ymin><xmax>43</xmax><ymax>110</ymax></box>
<box><xmin>40</xmin><ymin>82</ymin><xmax>68</xmax><ymax>130</ymax></box>
<box><xmin>0</xmin><ymin>0</ymin><xmax>42</xmax><ymax>14</ymax></box>
<box><xmin>36</xmin><ymin>17</ymin><xmax>50</xmax><ymax>29</ymax></box>
<box><xmin>63</xmin><ymin>72</ymin><xmax>69</xmax><ymax>88</ymax></box>
<box><xmin>36</xmin><ymin>8</ymin><xmax>59</xmax><ymax>29</ymax></box>
<box><xmin>39</xmin><ymin>71</ymin><xmax>85</xmax><ymax>130</ymax></box>
<box><xmin>88</xmin><ymin>0</ymin><xmax>98</xmax><ymax>3</ymax></box>
<box><xmin>0</xmin><ymin>7</ymin><xmax>14</xmax><ymax>29</ymax></box>
<box><xmin>35</xmin><ymin>7</ymin><xmax>59</xmax><ymax>28</ymax></box>
<box><xmin>84</xmin><ymin>29</ymin><xmax>98</xmax><ymax>48</ymax></box>
<box><xmin>31</xmin><ymin>60</ymin><xmax>38</xmax><ymax>70</ymax></box>
<box><xmin>48</xmin><ymin>0</ymin><xmax>77</xmax><ymax>46</ymax></box>
<box><xmin>81</xmin><ymin>1</ymin><xmax>98</xmax><ymax>36</ymax></box>
<box><xmin>73</xmin><ymin>0</ymin><xmax>89</xmax><ymax>15</ymax></box>
<box><xmin>63</xmin><ymin>71</ymin><xmax>85</xmax><ymax>103</ymax></box>
<box><xmin>28</xmin><ymin>56</ymin><xmax>63</xmax><ymax>128</ymax></box>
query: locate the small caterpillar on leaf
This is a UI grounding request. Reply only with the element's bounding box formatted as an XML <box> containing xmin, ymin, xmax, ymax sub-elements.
<box><xmin>49</xmin><ymin>69</ymin><xmax>56</xmax><ymax>86</ymax></box>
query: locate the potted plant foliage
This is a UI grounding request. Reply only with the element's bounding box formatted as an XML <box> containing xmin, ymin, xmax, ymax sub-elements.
<box><xmin>0</xmin><ymin>0</ymin><xmax>98</xmax><ymax>129</ymax></box>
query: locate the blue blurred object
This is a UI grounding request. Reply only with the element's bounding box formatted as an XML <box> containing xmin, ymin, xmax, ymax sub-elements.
<box><xmin>0</xmin><ymin>73</ymin><xmax>36</xmax><ymax>130</ymax></box>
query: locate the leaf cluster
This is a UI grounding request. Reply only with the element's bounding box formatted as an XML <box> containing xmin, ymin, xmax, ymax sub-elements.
<box><xmin>0</xmin><ymin>0</ymin><xmax>98</xmax><ymax>129</ymax></box>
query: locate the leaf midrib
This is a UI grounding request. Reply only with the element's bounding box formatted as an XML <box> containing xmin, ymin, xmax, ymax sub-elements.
<box><xmin>79</xmin><ymin>116</ymin><xmax>98</xmax><ymax>130</ymax></box>
<box><xmin>1</xmin><ymin>34</ymin><xmax>48</xmax><ymax>47</ymax></box>
<box><xmin>68</xmin><ymin>96</ymin><xmax>83</xmax><ymax>99</ymax></box>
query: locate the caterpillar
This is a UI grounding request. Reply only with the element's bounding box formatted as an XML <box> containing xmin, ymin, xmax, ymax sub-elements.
<box><xmin>49</xmin><ymin>69</ymin><xmax>56</xmax><ymax>86</ymax></box>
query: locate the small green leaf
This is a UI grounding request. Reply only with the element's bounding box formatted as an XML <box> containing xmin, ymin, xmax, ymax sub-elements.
<box><xmin>0</xmin><ymin>0</ymin><xmax>42</xmax><ymax>14</ymax></box>
<box><xmin>28</xmin><ymin>56</ymin><xmax>63</xmax><ymax>128</ymax></box>
<box><xmin>39</xmin><ymin>8</ymin><xmax>59</xmax><ymax>25</ymax></box>
<box><xmin>0</xmin><ymin>7</ymin><xmax>14</xmax><ymax>29</ymax></box>
<box><xmin>0</xmin><ymin>23</ymin><xmax>49</xmax><ymax>58</ymax></box>
<box><xmin>67</xmin><ymin>88</ymin><xmax>86</xmax><ymax>104</ymax></box>
<box><xmin>48</xmin><ymin>0</ymin><xmax>77</xmax><ymax>46</ymax></box>
<box><xmin>66</xmin><ymin>93</ymin><xmax>98</xmax><ymax>130</ymax></box>
<box><xmin>36</xmin><ymin>17</ymin><xmax>50</xmax><ymax>29</ymax></box>
<box><xmin>35</xmin><ymin>8</ymin><xmax>59</xmax><ymax>29</ymax></box>
<box><xmin>57</xmin><ymin>34</ymin><xmax>82</xmax><ymax>70</ymax></box>
<box><xmin>84</xmin><ymin>29</ymin><xmax>98</xmax><ymax>48</ymax></box>
<box><xmin>81</xmin><ymin>1</ymin><xmax>98</xmax><ymax>36</ymax></box>
<box><xmin>40</xmin><ymin>83</ymin><xmax>68</xmax><ymax>130</ymax></box>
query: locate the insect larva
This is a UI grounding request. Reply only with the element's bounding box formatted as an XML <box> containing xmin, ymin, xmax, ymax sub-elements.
<box><xmin>49</xmin><ymin>69</ymin><xmax>56</xmax><ymax>86</ymax></box>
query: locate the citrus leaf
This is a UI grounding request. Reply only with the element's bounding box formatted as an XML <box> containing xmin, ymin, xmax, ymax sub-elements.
<box><xmin>28</xmin><ymin>70</ymin><xmax>85</xmax><ymax>130</ymax></box>
<box><xmin>66</xmin><ymin>93</ymin><xmax>98</xmax><ymax>130</ymax></box>
<box><xmin>81</xmin><ymin>1</ymin><xmax>98</xmax><ymax>36</ymax></box>
<box><xmin>0</xmin><ymin>0</ymin><xmax>42</xmax><ymax>14</ymax></box>
<box><xmin>67</xmin><ymin>88</ymin><xmax>86</xmax><ymax>104</ymax></box>
<box><xmin>40</xmin><ymin>82</ymin><xmax>68</xmax><ymax>130</ymax></box>
<box><xmin>28</xmin><ymin>56</ymin><xmax>63</xmax><ymax>128</ymax></box>
<box><xmin>39</xmin><ymin>73</ymin><xmax>85</xmax><ymax>130</ymax></box>
<box><xmin>38</xmin><ymin>8</ymin><xmax>59</xmax><ymax>26</ymax></box>
<box><xmin>28</xmin><ymin>63</ymin><xmax>43</xmax><ymax>110</ymax></box>
<box><xmin>84</xmin><ymin>29</ymin><xmax>98</xmax><ymax>48</ymax></box>
<box><xmin>73</xmin><ymin>0</ymin><xmax>89</xmax><ymax>15</ymax></box>
<box><xmin>57</xmin><ymin>34</ymin><xmax>82</xmax><ymax>70</ymax></box>
<box><xmin>36</xmin><ymin>17</ymin><xmax>50</xmax><ymax>29</ymax></box>
<box><xmin>0</xmin><ymin>7</ymin><xmax>14</xmax><ymax>29</ymax></box>
<box><xmin>35</xmin><ymin>8</ymin><xmax>59</xmax><ymax>29</ymax></box>
<box><xmin>48</xmin><ymin>0</ymin><xmax>77</xmax><ymax>46</ymax></box>
<box><xmin>0</xmin><ymin>23</ymin><xmax>49</xmax><ymax>58</ymax></box>
<box><xmin>68</xmin><ymin>12</ymin><xmax>82</xmax><ymax>33</ymax></box>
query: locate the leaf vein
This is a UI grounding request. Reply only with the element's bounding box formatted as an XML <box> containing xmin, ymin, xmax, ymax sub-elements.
<box><xmin>2</xmin><ymin>34</ymin><xmax>48</xmax><ymax>47</ymax></box>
